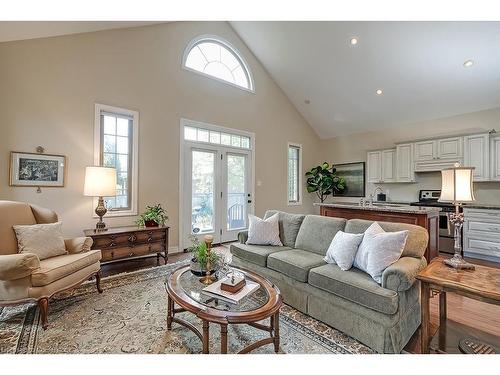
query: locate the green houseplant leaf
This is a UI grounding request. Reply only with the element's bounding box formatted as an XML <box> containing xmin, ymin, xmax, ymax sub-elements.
<box><xmin>305</xmin><ymin>162</ymin><xmax>346</xmax><ymax>203</ymax></box>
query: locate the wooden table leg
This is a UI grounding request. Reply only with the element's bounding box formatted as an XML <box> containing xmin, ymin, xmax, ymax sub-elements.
<box><xmin>420</xmin><ymin>282</ymin><xmax>430</xmax><ymax>354</ymax></box>
<box><xmin>273</xmin><ymin>312</ymin><xmax>280</xmax><ymax>353</ymax></box>
<box><xmin>220</xmin><ymin>324</ymin><xmax>228</xmax><ymax>354</ymax></box>
<box><xmin>439</xmin><ymin>291</ymin><xmax>447</xmax><ymax>325</ymax></box>
<box><xmin>202</xmin><ymin>320</ymin><xmax>209</xmax><ymax>354</ymax></box>
<box><xmin>167</xmin><ymin>295</ymin><xmax>174</xmax><ymax>330</ymax></box>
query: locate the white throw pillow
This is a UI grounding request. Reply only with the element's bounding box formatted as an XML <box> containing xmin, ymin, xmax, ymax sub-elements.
<box><xmin>324</xmin><ymin>231</ymin><xmax>364</xmax><ymax>271</ymax></box>
<box><xmin>246</xmin><ymin>213</ymin><xmax>283</xmax><ymax>246</ymax></box>
<box><xmin>13</xmin><ymin>222</ymin><xmax>67</xmax><ymax>260</ymax></box>
<box><xmin>353</xmin><ymin>222</ymin><xmax>408</xmax><ymax>283</ymax></box>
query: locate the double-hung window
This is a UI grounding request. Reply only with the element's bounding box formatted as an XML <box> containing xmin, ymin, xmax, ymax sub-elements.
<box><xmin>287</xmin><ymin>143</ymin><xmax>302</xmax><ymax>205</ymax></box>
<box><xmin>94</xmin><ymin>103</ymin><xmax>139</xmax><ymax>216</ymax></box>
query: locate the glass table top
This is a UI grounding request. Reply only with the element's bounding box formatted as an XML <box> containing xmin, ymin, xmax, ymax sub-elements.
<box><xmin>172</xmin><ymin>268</ymin><xmax>270</xmax><ymax>312</ymax></box>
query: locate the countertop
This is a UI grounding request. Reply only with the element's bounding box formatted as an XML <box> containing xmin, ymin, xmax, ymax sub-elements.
<box><xmin>462</xmin><ymin>203</ymin><xmax>500</xmax><ymax>210</ymax></box>
<box><xmin>314</xmin><ymin>202</ymin><xmax>441</xmax><ymax>214</ymax></box>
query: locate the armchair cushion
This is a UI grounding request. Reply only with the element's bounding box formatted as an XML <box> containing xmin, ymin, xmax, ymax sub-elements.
<box><xmin>13</xmin><ymin>222</ymin><xmax>67</xmax><ymax>260</ymax></box>
<box><xmin>65</xmin><ymin>237</ymin><xmax>93</xmax><ymax>254</ymax></box>
<box><xmin>31</xmin><ymin>250</ymin><xmax>102</xmax><ymax>287</ymax></box>
<box><xmin>0</xmin><ymin>253</ymin><xmax>40</xmax><ymax>281</ymax></box>
<box><xmin>381</xmin><ymin>256</ymin><xmax>427</xmax><ymax>292</ymax></box>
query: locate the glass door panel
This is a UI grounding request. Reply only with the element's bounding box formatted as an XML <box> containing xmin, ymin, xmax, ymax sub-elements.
<box><xmin>191</xmin><ymin>150</ymin><xmax>216</xmax><ymax>237</ymax></box>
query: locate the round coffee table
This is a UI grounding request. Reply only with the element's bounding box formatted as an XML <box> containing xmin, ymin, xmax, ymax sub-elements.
<box><xmin>165</xmin><ymin>265</ymin><xmax>282</xmax><ymax>354</ymax></box>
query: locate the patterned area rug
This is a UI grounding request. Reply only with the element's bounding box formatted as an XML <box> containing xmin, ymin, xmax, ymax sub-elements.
<box><xmin>0</xmin><ymin>260</ymin><xmax>373</xmax><ymax>354</ymax></box>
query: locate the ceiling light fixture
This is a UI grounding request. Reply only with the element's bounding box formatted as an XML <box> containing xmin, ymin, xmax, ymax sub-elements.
<box><xmin>376</xmin><ymin>89</ymin><xmax>383</xmax><ymax>95</ymax></box>
<box><xmin>350</xmin><ymin>37</ymin><xmax>358</xmax><ymax>45</ymax></box>
<box><xmin>463</xmin><ymin>60</ymin><xmax>474</xmax><ymax>68</ymax></box>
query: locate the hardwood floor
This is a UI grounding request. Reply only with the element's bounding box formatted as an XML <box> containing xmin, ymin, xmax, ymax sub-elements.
<box><xmin>100</xmin><ymin>248</ymin><xmax>499</xmax><ymax>354</ymax></box>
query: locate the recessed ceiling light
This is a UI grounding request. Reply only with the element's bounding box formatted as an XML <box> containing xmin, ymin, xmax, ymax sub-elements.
<box><xmin>463</xmin><ymin>60</ymin><xmax>474</xmax><ymax>68</ymax></box>
<box><xmin>376</xmin><ymin>89</ymin><xmax>383</xmax><ymax>95</ymax></box>
<box><xmin>350</xmin><ymin>37</ymin><xmax>358</xmax><ymax>45</ymax></box>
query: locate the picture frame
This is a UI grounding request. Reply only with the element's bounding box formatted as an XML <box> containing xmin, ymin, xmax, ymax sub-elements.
<box><xmin>333</xmin><ymin>162</ymin><xmax>365</xmax><ymax>197</ymax></box>
<box><xmin>9</xmin><ymin>151</ymin><xmax>66</xmax><ymax>187</ymax></box>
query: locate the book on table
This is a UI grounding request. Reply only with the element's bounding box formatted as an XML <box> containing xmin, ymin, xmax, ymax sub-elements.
<box><xmin>202</xmin><ymin>276</ymin><xmax>259</xmax><ymax>304</ymax></box>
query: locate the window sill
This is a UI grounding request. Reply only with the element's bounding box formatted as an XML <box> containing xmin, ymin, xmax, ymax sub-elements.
<box><xmin>287</xmin><ymin>201</ymin><xmax>302</xmax><ymax>206</ymax></box>
<box><xmin>93</xmin><ymin>209</ymin><xmax>137</xmax><ymax>219</ymax></box>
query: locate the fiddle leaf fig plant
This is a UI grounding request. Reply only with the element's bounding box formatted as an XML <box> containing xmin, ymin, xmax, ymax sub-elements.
<box><xmin>305</xmin><ymin>162</ymin><xmax>346</xmax><ymax>203</ymax></box>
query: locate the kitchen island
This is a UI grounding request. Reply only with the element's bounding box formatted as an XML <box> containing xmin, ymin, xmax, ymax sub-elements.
<box><xmin>316</xmin><ymin>202</ymin><xmax>440</xmax><ymax>262</ymax></box>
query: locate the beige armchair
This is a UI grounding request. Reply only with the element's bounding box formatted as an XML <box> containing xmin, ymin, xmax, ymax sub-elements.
<box><xmin>0</xmin><ymin>200</ymin><xmax>102</xmax><ymax>329</ymax></box>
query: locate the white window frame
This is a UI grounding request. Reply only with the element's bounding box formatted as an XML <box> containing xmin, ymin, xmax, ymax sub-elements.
<box><xmin>182</xmin><ymin>34</ymin><xmax>255</xmax><ymax>93</ymax></box>
<box><xmin>179</xmin><ymin>118</ymin><xmax>256</xmax><ymax>250</ymax></box>
<box><xmin>287</xmin><ymin>142</ymin><xmax>302</xmax><ymax>206</ymax></box>
<box><xmin>94</xmin><ymin>103</ymin><xmax>139</xmax><ymax>217</ymax></box>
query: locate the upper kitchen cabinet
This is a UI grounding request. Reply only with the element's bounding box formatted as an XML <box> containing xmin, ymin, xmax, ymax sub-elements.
<box><xmin>414</xmin><ymin>136</ymin><xmax>463</xmax><ymax>172</ymax></box>
<box><xmin>464</xmin><ymin>133</ymin><xmax>490</xmax><ymax>181</ymax></box>
<box><xmin>367</xmin><ymin>149</ymin><xmax>398</xmax><ymax>183</ymax></box>
<box><xmin>396</xmin><ymin>143</ymin><xmax>415</xmax><ymax>182</ymax></box>
<box><xmin>367</xmin><ymin>150</ymin><xmax>382</xmax><ymax>183</ymax></box>
<box><xmin>490</xmin><ymin>133</ymin><xmax>500</xmax><ymax>181</ymax></box>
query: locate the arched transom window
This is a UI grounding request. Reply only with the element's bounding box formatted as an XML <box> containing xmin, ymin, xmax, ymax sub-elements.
<box><xmin>183</xmin><ymin>36</ymin><xmax>254</xmax><ymax>92</ymax></box>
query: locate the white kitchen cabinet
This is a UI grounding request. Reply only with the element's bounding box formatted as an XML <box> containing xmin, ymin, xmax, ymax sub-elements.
<box><xmin>464</xmin><ymin>208</ymin><xmax>500</xmax><ymax>263</ymax></box>
<box><xmin>396</xmin><ymin>143</ymin><xmax>415</xmax><ymax>182</ymax></box>
<box><xmin>437</xmin><ymin>137</ymin><xmax>463</xmax><ymax>159</ymax></box>
<box><xmin>464</xmin><ymin>133</ymin><xmax>489</xmax><ymax>181</ymax></box>
<box><xmin>381</xmin><ymin>149</ymin><xmax>396</xmax><ymax>182</ymax></box>
<box><xmin>414</xmin><ymin>140</ymin><xmax>435</xmax><ymax>161</ymax></box>
<box><xmin>367</xmin><ymin>151</ymin><xmax>382</xmax><ymax>183</ymax></box>
<box><xmin>490</xmin><ymin>134</ymin><xmax>500</xmax><ymax>181</ymax></box>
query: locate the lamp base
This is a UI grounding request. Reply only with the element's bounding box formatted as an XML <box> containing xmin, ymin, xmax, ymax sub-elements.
<box><xmin>95</xmin><ymin>196</ymin><xmax>108</xmax><ymax>232</ymax></box>
<box><xmin>443</xmin><ymin>254</ymin><xmax>475</xmax><ymax>270</ymax></box>
<box><xmin>200</xmin><ymin>274</ymin><xmax>216</xmax><ymax>285</ymax></box>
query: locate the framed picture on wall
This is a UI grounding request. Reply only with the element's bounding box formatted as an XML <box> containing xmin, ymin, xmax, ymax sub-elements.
<box><xmin>9</xmin><ymin>151</ymin><xmax>66</xmax><ymax>187</ymax></box>
<box><xmin>333</xmin><ymin>162</ymin><xmax>365</xmax><ymax>197</ymax></box>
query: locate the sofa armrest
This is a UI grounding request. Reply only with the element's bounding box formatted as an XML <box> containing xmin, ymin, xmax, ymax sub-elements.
<box><xmin>382</xmin><ymin>256</ymin><xmax>427</xmax><ymax>292</ymax></box>
<box><xmin>0</xmin><ymin>253</ymin><xmax>40</xmax><ymax>281</ymax></box>
<box><xmin>65</xmin><ymin>237</ymin><xmax>93</xmax><ymax>254</ymax></box>
<box><xmin>237</xmin><ymin>230</ymin><xmax>248</xmax><ymax>244</ymax></box>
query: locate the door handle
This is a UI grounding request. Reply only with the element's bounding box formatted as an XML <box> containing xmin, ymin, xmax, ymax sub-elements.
<box><xmin>247</xmin><ymin>200</ymin><xmax>252</xmax><ymax>203</ymax></box>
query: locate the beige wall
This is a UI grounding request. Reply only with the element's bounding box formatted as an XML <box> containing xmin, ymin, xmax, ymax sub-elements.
<box><xmin>320</xmin><ymin>107</ymin><xmax>500</xmax><ymax>204</ymax></box>
<box><xmin>0</xmin><ymin>22</ymin><xmax>323</xmax><ymax>248</ymax></box>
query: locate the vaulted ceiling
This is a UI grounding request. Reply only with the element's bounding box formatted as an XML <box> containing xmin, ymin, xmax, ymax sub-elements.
<box><xmin>231</xmin><ymin>22</ymin><xmax>500</xmax><ymax>138</ymax></box>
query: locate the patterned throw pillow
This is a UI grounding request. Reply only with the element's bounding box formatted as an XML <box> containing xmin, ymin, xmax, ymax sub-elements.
<box><xmin>246</xmin><ymin>213</ymin><xmax>283</xmax><ymax>246</ymax></box>
<box><xmin>13</xmin><ymin>222</ymin><xmax>67</xmax><ymax>260</ymax></box>
<box><xmin>354</xmin><ymin>222</ymin><xmax>408</xmax><ymax>283</ymax></box>
<box><xmin>324</xmin><ymin>231</ymin><xmax>364</xmax><ymax>271</ymax></box>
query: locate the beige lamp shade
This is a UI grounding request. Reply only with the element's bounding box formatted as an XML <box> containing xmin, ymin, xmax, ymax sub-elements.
<box><xmin>439</xmin><ymin>166</ymin><xmax>475</xmax><ymax>203</ymax></box>
<box><xmin>83</xmin><ymin>166</ymin><xmax>117</xmax><ymax>197</ymax></box>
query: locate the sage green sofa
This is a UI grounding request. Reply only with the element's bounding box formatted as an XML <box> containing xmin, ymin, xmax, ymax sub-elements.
<box><xmin>230</xmin><ymin>210</ymin><xmax>428</xmax><ymax>353</ymax></box>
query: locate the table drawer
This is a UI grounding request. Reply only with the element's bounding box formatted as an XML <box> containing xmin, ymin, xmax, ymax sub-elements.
<box><xmin>100</xmin><ymin>242</ymin><xmax>165</xmax><ymax>262</ymax></box>
<box><xmin>93</xmin><ymin>230</ymin><xmax>166</xmax><ymax>250</ymax></box>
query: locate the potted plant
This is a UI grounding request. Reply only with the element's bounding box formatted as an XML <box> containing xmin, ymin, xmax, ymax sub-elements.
<box><xmin>305</xmin><ymin>162</ymin><xmax>346</xmax><ymax>203</ymax></box>
<box><xmin>136</xmin><ymin>204</ymin><xmax>169</xmax><ymax>227</ymax></box>
<box><xmin>187</xmin><ymin>235</ymin><xmax>220</xmax><ymax>276</ymax></box>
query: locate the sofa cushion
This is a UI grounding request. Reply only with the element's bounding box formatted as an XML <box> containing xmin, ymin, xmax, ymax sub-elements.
<box><xmin>308</xmin><ymin>264</ymin><xmax>399</xmax><ymax>315</ymax></box>
<box><xmin>31</xmin><ymin>250</ymin><xmax>102</xmax><ymax>287</ymax></box>
<box><xmin>246</xmin><ymin>213</ymin><xmax>283</xmax><ymax>246</ymax></box>
<box><xmin>345</xmin><ymin>219</ymin><xmax>428</xmax><ymax>258</ymax></box>
<box><xmin>230</xmin><ymin>243</ymin><xmax>291</xmax><ymax>267</ymax></box>
<box><xmin>14</xmin><ymin>222</ymin><xmax>67</xmax><ymax>260</ymax></box>
<box><xmin>294</xmin><ymin>215</ymin><xmax>347</xmax><ymax>256</ymax></box>
<box><xmin>268</xmin><ymin>249</ymin><xmax>326</xmax><ymax>282</ymax></box>
<box><xmin>264</xmin><ymin>210</ymin><xmax>305</xmax><ymax>248</ymax></box>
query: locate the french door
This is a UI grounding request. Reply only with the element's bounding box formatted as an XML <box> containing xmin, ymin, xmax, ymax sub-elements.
<box><xmin>183</xmin><ymin>143</ymin><xmax>252</xmax><ymax>247</ymax></box>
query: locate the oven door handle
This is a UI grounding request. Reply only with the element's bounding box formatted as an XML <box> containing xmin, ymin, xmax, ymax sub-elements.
<box><xmin>446</xmin><ymin>213</ymin><xmax>452</xmax><ymax>236</ymax></box>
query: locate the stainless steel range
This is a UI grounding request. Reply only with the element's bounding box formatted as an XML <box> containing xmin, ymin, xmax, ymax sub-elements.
<box><xmin>410</xmin><ymin>189</ymin><xmax>459</xmax><ymax>255</ymax></box>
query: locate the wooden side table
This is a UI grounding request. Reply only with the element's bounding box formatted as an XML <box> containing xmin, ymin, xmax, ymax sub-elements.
<box><xmin>84</xmin><ymin>225</ymin><xmax>169</xmax><ymax>265</ymax></box>
<box><xmin>416</xmin><ymin>257</ymin><xmax>500</xmax><ymax>354</ymax></box>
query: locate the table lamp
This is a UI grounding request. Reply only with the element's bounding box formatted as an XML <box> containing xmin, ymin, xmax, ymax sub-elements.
<box><xmin>84</xmin><ymin>166</ymin><xmax>117</xmax><ymax>231</ymax></box>
<box><xmin>439</xmin><ymin>163</ymin><xmax>475</xmax><ymax>270</ymax></box>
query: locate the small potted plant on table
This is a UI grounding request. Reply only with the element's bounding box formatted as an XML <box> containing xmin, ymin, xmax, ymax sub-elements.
<box><xmin>187</xmin><ymin>235</ymin><xmax>220</xmax><ymax>276</ymax></box>
<box><xmin>136</xmin><ymin>204</ymin><xmax>169</xmax><ymax>227</ymax></box>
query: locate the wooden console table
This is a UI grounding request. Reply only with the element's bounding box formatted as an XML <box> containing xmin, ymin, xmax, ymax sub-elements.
<box><xmin>416</xmin><ymin>257</ymin><xmax>500</xmax><ymax>354</ymax></box>
<box><xmin>84</xmin><ymin>226</ymin><xmax>169</xmax><ymax>265</ymax></box>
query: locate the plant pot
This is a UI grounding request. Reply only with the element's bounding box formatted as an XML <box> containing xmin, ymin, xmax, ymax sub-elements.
<box><xmin>144</xmin><ymin>220</ymin><xmax>159</xmax><ymax>227</ymax></box>
<box><xmin>190</xmin><ymin>258</ymin><xmax>215</xmax><ymax>277</ymax></box>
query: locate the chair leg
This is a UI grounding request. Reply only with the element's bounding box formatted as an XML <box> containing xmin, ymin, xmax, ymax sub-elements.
<box><xmin>38</xmin><ymin>298</ymin><xmax>49</xmax><ymax>330</ymax></box>
<box><xmin>95</xmin><ymin>271</ymin><xmax>103</xmax><ymax>293</ymax></box>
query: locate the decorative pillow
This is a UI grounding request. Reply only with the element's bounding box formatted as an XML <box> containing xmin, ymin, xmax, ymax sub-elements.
<box><xmin>13</xmin><ymin>222</ymin><xmax>67</xmax><ymax>260</ymax></box>
<box><xmin>354</xmin><ymin>222</ymin><xmax>409</xmax><ymax>283</ymax></box>
<box><xmin>246</xmin><ymin>213</ymin><xmax>283</xmax><ymax>246</ymax></box>
<box><xmin>324</xmin><ymin>231</ymin><xmax>364</xmax><ymax>271</ymax></box>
